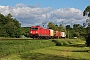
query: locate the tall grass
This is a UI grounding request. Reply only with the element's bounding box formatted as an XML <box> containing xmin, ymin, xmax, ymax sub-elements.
<box><xmin>0</xmin><ymin>40</ymin><xmax>55</xmax><ymax>58</ymax></box>
<box><xmin>0</xmin><ymin>39</ymin><xmax>88</xmax><ymax>60</ymax></box>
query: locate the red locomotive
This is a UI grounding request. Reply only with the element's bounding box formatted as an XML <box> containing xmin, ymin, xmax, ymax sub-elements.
<box><xmin>30</xmin><ymin>26</ymin><xmax>50</xmax><ymax>39</ymax></box>
<box><xmin>30</xmin><ymin>26</ymin><xmax>66</xmax><ymax>39</ymax></box>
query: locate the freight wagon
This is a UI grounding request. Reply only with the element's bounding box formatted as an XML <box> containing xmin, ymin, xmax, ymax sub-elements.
<box><xmin>49</xmin><ymin>29</ymin><xmax>54</xmax><ymax>39</ymax></box>
<box><xmin>61</xmin><ymin>32</ymin><xmax>66</xmax><ymax>38</ymax></box>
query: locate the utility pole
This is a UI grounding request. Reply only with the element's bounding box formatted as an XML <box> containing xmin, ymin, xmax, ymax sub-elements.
<box><xmin>71</xmin><ymin>20</ymin><xmax>73</xmax><ymax>28</ymax></box>
<box><xmin>65</xmin><ymin>23</ymin><xmax>66</xmax><ymax>39</ymax></box>
<box><xmin>68</xmin><ymin>30</ymin><xmax>69</xmax><ymax>39</ymax></box>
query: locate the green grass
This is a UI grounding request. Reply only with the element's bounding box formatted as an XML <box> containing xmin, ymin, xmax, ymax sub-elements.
<box><xmin>0</xmin><ymin>40</ymin><xmax>55</xmax><ymax>58</ymax></box>
<box><xmin>0</xmin><ymin>39</ymin><xmax>90</xmax><ymax>60</ymax></box>
<box><xmin>21</xmin><ymin>46</ymin><xmax>90</xmax><ymax>60</ymax></box>
<box><xmin>52</xmin><ymin>39</ymin><xmax>83</xmax><ymax>46</ymax></box>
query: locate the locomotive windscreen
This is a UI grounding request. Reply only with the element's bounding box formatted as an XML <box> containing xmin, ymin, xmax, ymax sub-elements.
<box><xmin>31</xmin><ymin>28</ymin><xmax>38</xmax><ymax>30</ymax></box>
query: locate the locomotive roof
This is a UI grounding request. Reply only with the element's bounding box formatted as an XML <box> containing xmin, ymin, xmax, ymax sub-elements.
<box><xmin>31</xmin><ymin>26</ymin><xmax>48</xmax><ymax>29</ymax></box>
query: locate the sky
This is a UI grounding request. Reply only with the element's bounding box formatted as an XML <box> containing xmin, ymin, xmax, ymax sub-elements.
<box><xmin>0</xmin><ymin>0</ymin><xmax>90</xmax><ymax>27</ymax></box>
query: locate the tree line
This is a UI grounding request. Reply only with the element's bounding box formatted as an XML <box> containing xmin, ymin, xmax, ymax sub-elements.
<box><xmin>0</xmin><ymin>13</ymin><xmax>88</xmax><ymax>39</ymax></box>
<box><xmin>0</xmin><ymin>13</ymin><xmax>87</xmax><ymax>39</ymax></box>
<box><xmin>47</xmin><ymin>22</ymin><xmax>87</xmax><ymax>39</ymax></box>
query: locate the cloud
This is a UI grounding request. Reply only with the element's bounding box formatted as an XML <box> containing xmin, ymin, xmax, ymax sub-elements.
<box><xmin>0</xmin><ymin>3</ymin><xmax>86</xmax><ymax>27</ymax></box>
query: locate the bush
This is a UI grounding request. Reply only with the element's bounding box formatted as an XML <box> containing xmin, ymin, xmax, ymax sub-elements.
<box><xmin>52</xmin><ymin>39</ymin><xmax>81</xmax><ymax>46</ymax></box>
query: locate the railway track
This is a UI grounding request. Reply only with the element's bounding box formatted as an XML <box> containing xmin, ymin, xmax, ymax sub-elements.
<box><xmin>0</xmin><ymin>38</ymin><xmax>33</xmax><ymax>40</ymax></box>
<box><xmin>0</xmin><ymin>38</ymin><xmax>52</xmax><ymax>40</ymax></box>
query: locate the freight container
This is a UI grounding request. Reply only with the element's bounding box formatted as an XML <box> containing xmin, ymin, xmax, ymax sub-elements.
<box><xmin>49</xmin><ymin>29</ymin><xmax>54</xmax><ymax>38</ymax></box>
<box><xmin>49</xmin><ymin>29</ymin><xmax>54</xmax><ymax>36</ymax></box>
<box><xmin>54</xmin><ymin>31</ymin><xmax>62</xmax><ymax>38</ymax></box>
<box><xmin>54</xmin><ymin>31</ymin><xmax>58</xmax><ymax>38</ymax></box>
<box><xmin>61</xmin><ymin>32</ymin><xmax>66</xmax><ymax>38</ymax></box>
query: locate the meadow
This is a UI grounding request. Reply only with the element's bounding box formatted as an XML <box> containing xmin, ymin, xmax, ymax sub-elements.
<box><xmin>0</xmin><ymin>39</ymin><xmax>90</xmax><ymax>60</ymax></box>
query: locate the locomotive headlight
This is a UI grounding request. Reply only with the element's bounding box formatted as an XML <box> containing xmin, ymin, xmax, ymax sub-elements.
<box><xmin>30</xmin><ymin>31</ymin><xmax>32</xmax><ymax>33</ymax></box>
<box><xmin>36</xmin><ymin>31</ymin><xmax>38</xmax><ymax>33</ymax></box>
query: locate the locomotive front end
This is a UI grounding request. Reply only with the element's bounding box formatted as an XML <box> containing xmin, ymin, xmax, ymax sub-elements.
<box><xmin>30</xmin><ymin>26</ymin><xmax>39</xmax><ymax>38</ymax></box>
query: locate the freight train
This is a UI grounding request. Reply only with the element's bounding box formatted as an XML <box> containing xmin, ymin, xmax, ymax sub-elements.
<box><xmin>30</xmin><ymin>26</ymin><xmax>66</xmax><ymax>39</ymax></box>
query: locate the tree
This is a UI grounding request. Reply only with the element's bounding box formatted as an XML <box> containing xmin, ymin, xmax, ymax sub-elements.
<box><xmin>83</xmin><ymin>5</ymin><xmax>90</xmax><ymax>46</ymax></box>
<box><xmin>0</xmin><ymin>13</ymin><xmax>21</xmax><ymax>38</ymax></box>
<box><xmin>66</xmin><ymin>25</ymin><xmax>71</xmax><ymax>30</ymax></box>
<box><xmin>58</xmin><ymin>24</ymin><xmax>65</xmax><ymax>32</ymax></box>
<box><xmin>47</xmin><ymin>22</ymin><xmax>58</xmax><ymax>30</ymax></box>
<box><xmin>0</xmin><ymin>13</ymin><xmax>6</xmax><ymax>26</ymax></box>
<box><xmin>21</xmin><ymin>27</ymin><xmax>30</xmax><ymax>37</ymax></box>
<box><xmin>73</xmin><ymin>32</ymin><xmax>79</xmax><ymax>37</ymax></box>
<box><xmin>83</xmin><ymin>6</ymin><xmax>90</xmax><ymax>17</ymax></box>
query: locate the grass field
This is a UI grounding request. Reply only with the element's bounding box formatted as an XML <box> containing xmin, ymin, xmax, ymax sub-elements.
<box><xmin>0</xmin><ymin>38</ymin><xmax>90</xmax><ymax>60</ymax></box>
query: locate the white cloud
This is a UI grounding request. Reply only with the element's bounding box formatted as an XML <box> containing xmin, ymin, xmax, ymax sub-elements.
<box><xmin>0</xmin><ymin>3</ymin><xmax>86</xmax><ymax>27</ymax></box>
